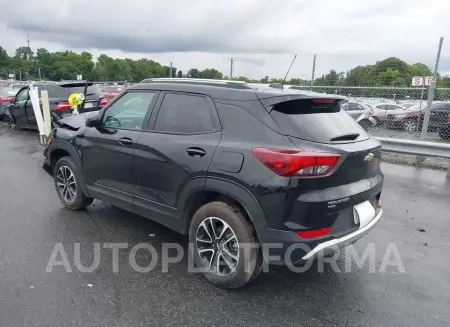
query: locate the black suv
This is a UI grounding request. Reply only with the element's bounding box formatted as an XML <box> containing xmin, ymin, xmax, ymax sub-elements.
<box><xmin>43</xmin><ymin>79</ymin><xmax>383</xmax><ymax>288</ymax></box>
<box><xmin>9</xmin><ymin>81</ymin><xmax>107</xmax><ymax>129</ymax></box>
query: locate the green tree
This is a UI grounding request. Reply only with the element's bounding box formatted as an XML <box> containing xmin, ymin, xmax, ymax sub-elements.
<box><xmin>187</xmin><ymin>68</ymin><xmax>200</xmax><ymax>78</ymax></box>
<box><xmin>198</xmin><ymin>68</ymin><xmax>223</xmax><ymax>79</ymax></box>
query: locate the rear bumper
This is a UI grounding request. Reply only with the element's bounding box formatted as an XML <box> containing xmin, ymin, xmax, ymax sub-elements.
<box><xmin>257</xmin><ymin>206</ymin><xmax>382</xmax><ymax>265</ymax></box>
<box><xmin>302</xmin><ymin>208</ymin><xmax>382</xmax><ymax>260</ymax></box>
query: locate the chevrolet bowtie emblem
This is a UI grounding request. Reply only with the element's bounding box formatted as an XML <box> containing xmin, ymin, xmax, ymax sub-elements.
<box><xmin>364</xmin><ymin>153</ymin><xmax>374</xmax><ymax>162</ymax></box>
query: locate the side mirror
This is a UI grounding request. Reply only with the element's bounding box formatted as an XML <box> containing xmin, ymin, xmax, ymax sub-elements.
<box><xmin>85</xmin><ymin>113</ymin><xmax>103</xmax><ymax>127</ymax></box>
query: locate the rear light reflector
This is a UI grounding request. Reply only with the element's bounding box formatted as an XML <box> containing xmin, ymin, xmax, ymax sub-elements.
<box><xmin>448</xmin><ymin>113</ymin><xmax>450</xmax><ymax>123</ymax></box>
<box><xmin>99</xmin><ymin>98</ymin><xmax>108</xmax><ymax>106</ymax></box>
<box><xmin>53</xmin><ymin>101</ymin><xmax>72</xmax><ymax>111</ymax></box>
<box><xmin>376</xmin><ymin>199</ymin><xmax>381</xmax><ymax>206</ymax></box>
<box><xmin>251</xmin><ymin>148</ymin><xmax>341</xmax><ymax>177</ymax></box>
<box><xmin>0</xmin><ymin>96</ymin><xmax>12</xmax><ymax>103</ymax></box>
<box><xmin>296</xmin><ymin>227</ymin><xmax>331</xmax><ymax>238</ymax></box>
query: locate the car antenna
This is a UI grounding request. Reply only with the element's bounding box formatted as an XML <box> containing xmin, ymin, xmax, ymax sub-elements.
<box><xmin>281</xmin><ymin>54</ymin><xmax>297</xmax><ymax>88</ymax></box>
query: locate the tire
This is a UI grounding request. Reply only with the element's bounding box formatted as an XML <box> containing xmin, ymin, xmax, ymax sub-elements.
<box><xmin>439</xmin><ymin>128</ymin><xmax>450</xmax><ymax>140</ymax></box>
<box><xmin>54</xmin><ymin>156</ymin><xmax>93</xmax><ymax>210</ymax></box>
<box><xmin>189</xmin><ymin>201</ymin><xmax>260</xmax><ymax>289</ymax></box>
<box><xmin>403</xmin><ymin>119</ymin><xmax>417</xmax><ymax>132</ymax></box>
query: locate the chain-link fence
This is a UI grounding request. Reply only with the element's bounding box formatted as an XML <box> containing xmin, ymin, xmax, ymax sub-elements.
<box><xmin>290</xmin><ymin>85</ymin><xmax>450</xmax><ymax>143</ymax></box>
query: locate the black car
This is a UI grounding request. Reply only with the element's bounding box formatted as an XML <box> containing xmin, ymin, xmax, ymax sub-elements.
<box><xmin>427</xmin><ymin>102</ymin><xmax>450</xmax><ymax>139</ymax></box>
<box><xmin>43</xmin><ymin>79</ymin><xmax>384</xmax><ymax>288</ymax></box>
<box><xmin>9</xmin><ymin>81</ymin><xmax>107</xmax><ymax>129</ymax></box>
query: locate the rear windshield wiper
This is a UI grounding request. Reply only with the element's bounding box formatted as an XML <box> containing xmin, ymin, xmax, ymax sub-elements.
<box><xmin>330</xmin><ymin>133</ymin><xmax>360</xmax><ymax>142</ymax></box>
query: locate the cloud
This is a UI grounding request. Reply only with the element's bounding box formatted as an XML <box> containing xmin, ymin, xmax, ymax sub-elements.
<box><xmin>0</xmin><ymin>0</ymin><xmax>449</xmax><ymax>79</ymax></box>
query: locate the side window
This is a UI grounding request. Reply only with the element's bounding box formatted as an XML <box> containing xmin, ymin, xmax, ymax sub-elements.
<box><xmin>103</xmin><ymin>92</ymin><xmax>155</xmax><ymax>130</ymax></box>
<box><xmin>16</xmin><ymin>88</ymin><xmax>29</xmax><ymax>102</ymax></box>
<box><xmin>153</xmin><ymin>93</ymin><xmax>214</xmax><ymax>134</ymax></box>
<box><xmin>346</xmin><ymin>103</ymin><xmax>356</xmax><ymax>111</ymax></box>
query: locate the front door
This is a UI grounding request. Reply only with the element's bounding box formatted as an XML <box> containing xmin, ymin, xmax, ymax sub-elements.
<box><xmin>133</xmin><ymin>92</ymin><xmax>221</xmax><ymax>227</ymax></box>
<box><xmin>80</xmin><ymin>90</ymin><xmax>158</xmax><ymax>211</ymax></box>
<box><xmin>9</xmin><ymin>87</ymin><xmax>29</xmax><ymax>127</ymax></box>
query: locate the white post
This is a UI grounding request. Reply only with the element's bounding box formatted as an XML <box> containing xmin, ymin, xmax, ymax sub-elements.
<box><xmin>41</xmin><ymin>90</ymin><xmax>51</xmax><ymax>137</ymax></box>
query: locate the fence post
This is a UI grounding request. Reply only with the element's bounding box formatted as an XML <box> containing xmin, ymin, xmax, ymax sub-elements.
<box><xmin>420</xmin><ymin>37</ymin><xmax>444</xmax><ymax>141</ymax></box>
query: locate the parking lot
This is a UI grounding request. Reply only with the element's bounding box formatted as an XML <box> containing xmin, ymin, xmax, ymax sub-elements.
<box><xmin>0</xmin><ymin>125</ymin><xmax>449</xmax><ymax>327</ymax></box>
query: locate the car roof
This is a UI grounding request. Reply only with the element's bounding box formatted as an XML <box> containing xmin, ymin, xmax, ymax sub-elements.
<box><xmin>132</xmin><ymin>79</ymin><xmax>345</xmax><ymax>102</ymax></box>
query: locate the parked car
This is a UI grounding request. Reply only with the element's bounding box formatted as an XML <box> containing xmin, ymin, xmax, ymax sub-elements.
<box><xmin>102</xmin><ymin>85</ymin><xmax>126</xmax><ymax>101</ymax></box>
<box><xmin>428</xmin><ymin>103</ymin><xmax>450</xmax><ymax>139</ymax></box>
<box><xmin>383</xmin><ymin>102</ymin><xmax>450</xmax><ymax>135</ymax></box>
<box><xmin>0</xmin><ymin>88</ymin><xmax>16</xmax><ymax>120</ymax></box>
<box><xmin>9</xmin><ymin>81</ymin><xmax>107</xmax><ymax>129</ymax></box>
<box><xmin>43</xmin><ymin>79</ymin><xmax>383</xmax><ymax>289</ymax></box>
<box><xmin>342</xmin><ymin>102</ymin><xmax>367</xmax><ymax>119</ymax></box>
<box><xmin>372</xmin><ymin>103</ymin><xmax>406</xmax><ymax>122</ymax></box>
<box><xmin>384</xmin><ymin>104</ymin><xmax>424</xmax><ymax>132</ymax></box>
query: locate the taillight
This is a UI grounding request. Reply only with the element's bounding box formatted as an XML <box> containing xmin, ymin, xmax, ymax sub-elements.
<box><xmin>448</xmin><ymin>113</ymin><xmax>450</xmax><ymax>123</ymax></box>
<box><xmin>99</xmin><ymin>98</ymin><xmax>108</xmax><ymax>106</ymax></box>
<box><xmin>0</xmin><ymin>96</ymin><xmax>12</xmax><ymax>103</ymax></box>
<box><xmin>251</xmin><ymin>148</ymin><xmax>341</xmax><ymax>177</ymax></box>
<box><xmin>53</xmin><ymin>101</ymin><xmax>72</xmax><ymax>111</ymax></box>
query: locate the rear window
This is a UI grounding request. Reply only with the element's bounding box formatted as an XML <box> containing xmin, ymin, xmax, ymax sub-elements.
<box><xmin>269</xmin><ymin>99</ymin><xmax>369</xmax><ymax>143</ymax></box>
<box><xmin>60</xmin><ymin>84</ymin><xmax>102</xmax><ymax>97</ymax></box>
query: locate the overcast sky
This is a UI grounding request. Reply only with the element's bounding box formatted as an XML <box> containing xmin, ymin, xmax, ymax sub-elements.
<box><xmin>0</xmin><ymin>0</ymin><xmax>449</xmax><ymax>79</ymax></box>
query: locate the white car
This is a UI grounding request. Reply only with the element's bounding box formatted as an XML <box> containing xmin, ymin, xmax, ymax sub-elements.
<box><xmin>371</xmin><ymin>103</ymin><xmax>406</xmax><ymax>122</ymax></box>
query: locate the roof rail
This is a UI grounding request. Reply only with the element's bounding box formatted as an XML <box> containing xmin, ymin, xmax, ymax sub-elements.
<box><xmin>140</xmin><ymin>78</ymin><xmax>252</xmax><ymax>89</ymax></box>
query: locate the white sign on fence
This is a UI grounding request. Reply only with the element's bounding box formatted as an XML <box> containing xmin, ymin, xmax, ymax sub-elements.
<box><xmin>76</xmin><ymin>74</ymin><xmax>83</xmax><ymax>80</ymax></box>
<box><xmin>8</xmin><ymin>73</ymin><xmax>14</xmax><ymax>78</ymax></box>
<box><xmin>425</xmin><ymin>76</ymin><xmax>434</xmax><ymax>86</ymax></box>
<box><xmin>412</xmin><ymin>76</ymin><xmax>434</xmax><ymax>86</ymax></box>
<box><xmin>412</xmin><ymin>76</ymin><xmax>423</xmax><ymax>86</ymax></box>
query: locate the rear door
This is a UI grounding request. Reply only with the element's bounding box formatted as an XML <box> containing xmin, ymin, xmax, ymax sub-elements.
<box><xmin>133</xmin><ymin>92</ymin><xmax>221</xmax><ymax>219</ymax></box>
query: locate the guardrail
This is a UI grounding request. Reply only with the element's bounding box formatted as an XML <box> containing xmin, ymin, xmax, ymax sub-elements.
<box><xmin>375</xmin><ymin>137</ymin><xmax>450</xmax><ymax>178</ymax></box>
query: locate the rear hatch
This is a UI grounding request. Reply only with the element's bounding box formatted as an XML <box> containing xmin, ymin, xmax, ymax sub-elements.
<box><xmin>59</xmin><ymin>82</ymin><xmax>105</xmax><ymax>113</ymax></box>
<box><xmin>261</xmin><ymin>96</ymin><xmax>380</xmax><ymax>185</ymax></box>
<box><xmin>259</xmin><ymin>96</ymin><xmax>382</xmax><ymax>233</ymax></box>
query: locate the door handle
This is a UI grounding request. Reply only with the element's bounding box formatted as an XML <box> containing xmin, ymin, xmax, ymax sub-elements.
<box><xmin>186</xmin><ymin>147</ymin><xmax>206</xmax><ymax>157</ymax></box>
<box><xmin>118</xmin><ymin>137</ymin><xmax>133</xmax><ymax>147</ymax></box>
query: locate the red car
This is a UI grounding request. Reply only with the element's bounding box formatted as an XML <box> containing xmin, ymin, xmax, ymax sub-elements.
<box><xmin>102</xmin><ymin>85</ymin><xmax>126</xmax><ymax>101</ymax></box>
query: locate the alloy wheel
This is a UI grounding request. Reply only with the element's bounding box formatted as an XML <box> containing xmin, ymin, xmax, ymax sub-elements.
<box><xmin>56</xmin><ymin>165</ymin><xmax>77</xmax><ymax>203</ymax></box>
<box><xmin>196</xmin><ymin>217</ymin><xmax>240</xmax><ymax>276</ymax></box>
<box><xmin>404</xmin><ymin>120</ymin><xmax>417</xmax><ymax>132</ymax></box>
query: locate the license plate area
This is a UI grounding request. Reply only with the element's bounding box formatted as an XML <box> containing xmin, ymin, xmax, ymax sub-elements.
<box><xmin>84</xmin><ymin>102</ymin><xmax>94</xmax><ymax>108</ymax></box>
<box><xmin>353</xmin><ymin>200</ymin><xmax>376</xmax><ymax>229</ymax></box>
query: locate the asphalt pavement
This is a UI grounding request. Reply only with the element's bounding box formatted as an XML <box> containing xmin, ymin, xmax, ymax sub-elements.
<box><xmin>0</xmin><ymin>126</ymin><xmax>449</xmax><ymax>327</ymax></box>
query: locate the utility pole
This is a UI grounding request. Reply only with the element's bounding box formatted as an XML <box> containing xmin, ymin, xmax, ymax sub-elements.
<box><xmin>230</xmin><ymin>58</ymin><xmax>234</xmax><ymax>79</ymax></box>
<box><xmin>38</xmin><ymin>67</ymin><xmax>42</xmax><ymax>81</ymax></box>
<box><xmin>26</xmin><ymin>34</ymin><xmax>31</xmax><ymax>77</ymax></box>
<box><xmin>420</xmin><ymin>37</ymin><xmax>444</xmax><ymax>141</ymax></box>
<box><xmin>310</xmin><ymin>54</ymin><xmax>316</xmax><ymax>90</ymax></box>
<box><xmin>170</xmin><ymin>62</ymin><xmax>173</xmax><ymax>78</ymax></box>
